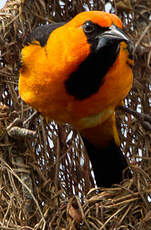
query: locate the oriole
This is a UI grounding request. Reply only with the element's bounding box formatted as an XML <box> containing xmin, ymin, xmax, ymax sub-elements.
<box><xmin>19</xmin><ymin>11</ymin><xmax>134</xmax><ymax>187</ymax></box>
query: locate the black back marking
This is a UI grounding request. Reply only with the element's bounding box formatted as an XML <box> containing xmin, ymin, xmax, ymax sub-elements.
<box><xmin>83</xmin><ymin>137</ymin><xmax>132</xmax><ymax>187</ymax></box>
<box><xmin>65</xmin><ymin>21</ymin><xmax>120</xmax><ymax>100</ymax></box>
<box><xmin>19</xmin><ymin>22</ymin><xmax>66</xmax><ymax>70</ymax></box>
<box><xmin>25</xmin><ymin>22</ymin><xmax>66</xmax><ymax>47</ymax></box>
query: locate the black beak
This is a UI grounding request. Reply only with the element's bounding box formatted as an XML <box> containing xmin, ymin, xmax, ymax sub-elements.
<box><xmin>101</xmin><ymin>24</ymin><xmax>129</xmax><ymax>42</ymax></box>
<box><xmin>96</xmin><ymin>24</ymin><xmax>133</xmax><ymax>60</ymax></box>
<box><xmin>97</xmin><ymin>24</ymin><xmax>129</xmax><ymax>49</ymax></box>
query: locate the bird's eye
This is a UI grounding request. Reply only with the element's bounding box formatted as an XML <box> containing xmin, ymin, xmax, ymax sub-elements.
<box><xmin>83</xmin><ymin>21</ymin><xmax>96</xmax><ymax>34</ymax></box>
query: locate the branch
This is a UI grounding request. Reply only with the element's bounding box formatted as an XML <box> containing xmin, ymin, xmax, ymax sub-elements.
<box><xmin>134</xmin><ymin>22</ymin><xmax>151</xmax><ymax>53</ymax></box>
<box><xmin>118</xmin><ymin>106</ymin><xmax>151</xmax><ymax>131</ymax></box>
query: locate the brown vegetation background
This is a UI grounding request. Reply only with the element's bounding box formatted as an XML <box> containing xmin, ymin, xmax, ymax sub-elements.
<box><xmin>0</xmin><ymin>0</ymin><xmax>151</xmax><ymax>229</ymax></box>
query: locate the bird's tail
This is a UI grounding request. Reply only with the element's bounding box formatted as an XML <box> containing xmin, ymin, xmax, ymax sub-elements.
<box><xmin>81</xmin><ymin>113</ymin><xmax>131</xmax><ymax>187</ymax></box>
<box><xmin>83</xmin><ymin>137</ymin><xmax>131</xmax><ymax>187</ymax></box>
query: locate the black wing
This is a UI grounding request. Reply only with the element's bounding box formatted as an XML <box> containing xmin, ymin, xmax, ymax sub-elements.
<box><xmin>25</xmin><ymin>22</ymin><xmax>66</xmax><ymax>47</ymax></box>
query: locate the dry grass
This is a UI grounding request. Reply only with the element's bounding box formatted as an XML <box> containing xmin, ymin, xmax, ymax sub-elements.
<box><xmin>0</xmin><ymin>0</ymin><xmax>151</xmax><ymax>229</ymax></box>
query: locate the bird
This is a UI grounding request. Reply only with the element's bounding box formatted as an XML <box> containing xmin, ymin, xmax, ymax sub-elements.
<box><xmin>19</xmin><ymin>11</ymin><xmax>134</xmax><ymax>188</ymax></box>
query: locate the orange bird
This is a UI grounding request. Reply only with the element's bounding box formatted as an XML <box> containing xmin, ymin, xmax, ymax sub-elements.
<box><xmin>19</xmin><ymin>11</ymin><xmax>134</xmax><ymax>187</ymax></box>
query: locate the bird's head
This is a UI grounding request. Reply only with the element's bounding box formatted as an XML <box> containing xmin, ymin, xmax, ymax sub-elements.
<box><xmin>59</xmin><ymin>11</ymin><xmax>134</xmax><ymax>100</ymax></box>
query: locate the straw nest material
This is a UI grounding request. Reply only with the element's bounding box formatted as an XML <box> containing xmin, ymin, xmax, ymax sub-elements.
<box><xmin>0</xmin><ymin>0</ymin><xmax>151</xmax><ymax>229</ymax></box>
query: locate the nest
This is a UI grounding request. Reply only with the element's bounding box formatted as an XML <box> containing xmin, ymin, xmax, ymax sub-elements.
<box><xmin>0</xmin><ymin>0</ymin><xmax>151</xmax><ymax>229</ymax></box>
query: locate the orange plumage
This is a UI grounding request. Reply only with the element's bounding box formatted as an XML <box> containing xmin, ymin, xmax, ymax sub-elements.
<box><xmin>19</xmin><ymin>11</ymin><xmax>134</xmax><ymax>187</ymax></box>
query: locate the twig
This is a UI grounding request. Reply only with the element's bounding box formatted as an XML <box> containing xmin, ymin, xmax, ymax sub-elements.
<box><xmin>134</xmin><ymin>22</ymin><xmax>151</xmax><ymax>54</ymax></box>
<box><xmin>118</xmin><ymin>106</ymin><xmax>151</xmax><ymax>123</ymax></box>
<box><xmin>118</xmin><ymin>105</ymin><xmax>151</xmax><ymax>131</ymax></box>
<box><xmin>23</xmin><ymin>111</ymin><xmax>39</xmax><ymax>126</ymax></box>
<box><xmin>6</xmin><ymin>118</ymin><xmax>22</xmax><ymax>131</ymax></box>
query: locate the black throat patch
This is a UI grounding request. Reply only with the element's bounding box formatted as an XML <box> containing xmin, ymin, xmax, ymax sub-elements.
<box><xmin>65</xmin><ymin>22</ymin><xmax>120</xmax><ymax>100</ymax></box>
